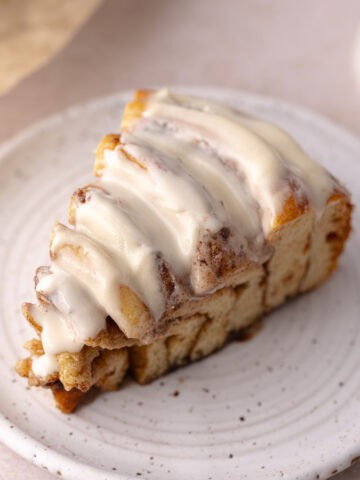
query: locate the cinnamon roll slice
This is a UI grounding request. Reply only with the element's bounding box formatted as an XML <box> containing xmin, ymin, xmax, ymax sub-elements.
<box><xmin>16</xmin><ymin>89</ymin><xmax>352</xmax><ymax>412</ymax></box>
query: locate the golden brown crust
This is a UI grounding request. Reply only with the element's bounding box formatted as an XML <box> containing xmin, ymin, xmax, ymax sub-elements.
<box><xmin>51</xmin><ymin>382</ymin><xmax>88</xmax><ymax>414</ymax></box>
<box><xmin>22</xmin><ymin>303</ymin><xmax>42</xmax><ymax>334</ymax></box>
<box><xmin>94</xmin><ymin>133</ymin><xmax>120</xmax><ymax>177</ymax></box>
<box><xmin>272</xmin><ymin>192</ymin><xmax>309</xmax><ymax>230</ymax></box>
<box><xmin>120</xmin><ymin>89</ymin><xmax>153</xmax><ymax>132</ymax></box>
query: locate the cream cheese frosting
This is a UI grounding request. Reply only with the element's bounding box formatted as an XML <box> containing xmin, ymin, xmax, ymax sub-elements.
<box><xmin>28</xmin><ymin>89</ymin><xmax>339</xmax><ymax>377</ymax></box>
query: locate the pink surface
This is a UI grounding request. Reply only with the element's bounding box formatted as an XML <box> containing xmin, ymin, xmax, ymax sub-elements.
<box><xmin>1</xmin><ymin>1</ymin><xmax>360</xmax><ymax>478</ymax></box>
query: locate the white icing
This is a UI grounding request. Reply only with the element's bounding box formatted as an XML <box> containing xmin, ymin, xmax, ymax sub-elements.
<box><xmin>36</xmin><ymin>270</ymin><xmax>107</xmax><ymax>341</ymax></box>
<box><xmin>235</xmin><ymin>116</ymin><xmax>334</xmax><ymax>214</ymax></box>
<box><xmin>124</xmin><ymin>130</ymin><xmax>263</xmax><ymax>252</ymax></box>
<box><xmin>74</xmin><ymin>188</ymin><xmax>165</xmax><ymax>317</ymax></box>
<box><xmin>101</xmin><ymin>144</ymin><xmax>222</xmax><ymax>268</ymax></box>
<box><xmin>30</xmin><ymin>303</ymin><xmax>83</xmax><ymax>354</ymax></box>
<box><xmin>50</xmin><ymin>223</ymin><xmax>129</xmax><ymax>328</ymax></box>
<box><xmin>28</xmin><ymin>89</ymin><xmax>338</xmax><ymax>377</ymax></box>
<box><xmin>144</xmin><ymin>103</ymin><xmax>284</xmax><ymax>228</ymax></box>
<box><xmin>32</xmin><ymin>353</ymin><xmax>59</xmax><ymax>378</ymax></box>
<box><xmin>150</xmin><ymin>89</ymin><xmax>336</xmax><ymax>217</ymax></box>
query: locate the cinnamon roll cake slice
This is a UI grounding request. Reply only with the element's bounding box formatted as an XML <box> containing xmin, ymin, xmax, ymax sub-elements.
<box><xmin>16</xmin><ymin>89</ymin><xmax>352</xmax><ymax>412</ymax></box>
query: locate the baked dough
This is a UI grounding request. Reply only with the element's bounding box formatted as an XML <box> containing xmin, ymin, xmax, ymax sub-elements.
<box><xmin>16</xmin><ymin>89</ymin><xmax>352</xmax><ymax>412</ymax></box>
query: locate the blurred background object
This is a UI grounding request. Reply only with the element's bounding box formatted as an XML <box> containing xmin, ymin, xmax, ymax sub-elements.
<box><xmin>1</xmin><ymin>0</ymin><xmax>360</xmax><ymax>144</ymax></box>
<box><xmin>0</xmin><ymin>0</ymin><xmax>102</xmax><ymax>94</ymax></box>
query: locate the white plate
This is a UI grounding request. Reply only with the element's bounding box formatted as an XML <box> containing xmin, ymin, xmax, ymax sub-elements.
<box><xmin>0</xmin><ymin>88</ymin><xmax>359</xmax><ymax>480</ymax></box>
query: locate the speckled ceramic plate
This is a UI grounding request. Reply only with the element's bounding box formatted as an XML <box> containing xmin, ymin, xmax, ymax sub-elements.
<box><xmin>0</xmin><ymin>88</ymin><xmax>359</xmax><ymax>480</ymax></box>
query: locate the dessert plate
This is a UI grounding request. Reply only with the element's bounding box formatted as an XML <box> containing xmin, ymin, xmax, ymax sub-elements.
<box><xmin>0</xmin><ymin>88</ymin><xmax>359</xmax><ymax>480</ymax></box>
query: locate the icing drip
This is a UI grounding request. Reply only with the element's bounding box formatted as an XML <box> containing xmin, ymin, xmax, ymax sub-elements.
<box><xmin>32</xmin><ymin>353</ymin><xmax>59</xmax><ymax>378</ymax></box>
<box><xmin>36</xmin><ymin>270</ymin><xmax>107</xmax><ymax>342</ymax></box>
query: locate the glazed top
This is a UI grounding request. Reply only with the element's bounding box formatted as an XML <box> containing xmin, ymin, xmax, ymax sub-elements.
<box><xmin>30</xmin><ymin>89</ymin><xmax>338</xmax><ymax>377</ymax></box>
